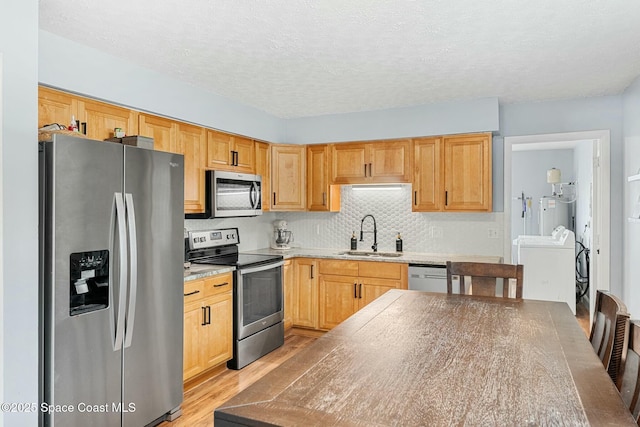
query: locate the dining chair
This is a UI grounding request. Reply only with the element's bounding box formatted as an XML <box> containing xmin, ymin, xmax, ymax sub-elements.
<box><xmin>446</xmin><ymin>261</ymin><xmax>524</xmax><ymax>299</ymax></box>
<box><xmin>589</xmin><ymin>290</ymin><xmax>630</xmax><ymax>385</ymax></box>
<box><xmin>618</xmin><ymin>320</ymin><xmax>640</xmax><ymax>423</ymax></box>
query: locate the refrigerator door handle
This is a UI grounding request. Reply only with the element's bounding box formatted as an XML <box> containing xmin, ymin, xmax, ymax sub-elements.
<box><xmin>114</xmin><ymin>192</ymin><xmax>128</xmax><ymax>351</ymax></box>
<box><xmin>124</xmin><ymin>193</ymin><xmax>138</xmax><ymax>348</ymax></box>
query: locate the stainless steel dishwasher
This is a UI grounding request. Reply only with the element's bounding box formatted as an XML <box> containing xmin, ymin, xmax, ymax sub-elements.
<box><xmin>408</xmin><ymin>264</ymin><xmax>454</xmax><ymax>293</ymax></box>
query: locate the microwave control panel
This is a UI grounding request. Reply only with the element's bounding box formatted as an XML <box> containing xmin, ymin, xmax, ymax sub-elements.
<box><xmin>188</xmin><ymin>228</ymin><xmax>239</xmax><ymax>250</ymax></box>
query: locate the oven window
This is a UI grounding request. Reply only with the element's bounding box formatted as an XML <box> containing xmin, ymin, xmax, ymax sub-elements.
<box><xmin>242</xmin><ymin>265</ymin><xmax>282</xmax><ymax>326</ymax></box>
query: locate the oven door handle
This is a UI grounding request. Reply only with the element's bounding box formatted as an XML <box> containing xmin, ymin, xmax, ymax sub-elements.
<box><xmin>238</xmin><ymin>260</ymin><xmax>284</xmax><ymax>275</ymax></box>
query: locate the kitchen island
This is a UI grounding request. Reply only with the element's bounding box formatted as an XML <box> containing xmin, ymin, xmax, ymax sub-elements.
<box><xmin>215</xmin><ymin>290</ymin><xmax>635</xmax><ymax>426</ymax></box>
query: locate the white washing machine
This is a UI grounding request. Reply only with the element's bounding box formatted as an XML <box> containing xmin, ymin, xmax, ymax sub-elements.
<box><xmin>513</xmin><ymin>226</ymin><xmax>576</xmax><ymax>314</ymax></box>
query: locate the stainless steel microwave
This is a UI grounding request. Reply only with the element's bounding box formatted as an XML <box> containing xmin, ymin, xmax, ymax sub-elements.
<box><xmin>186</xmin><ymin>170</ymin><xmax>262</xmax><ymax>219</ymax></box>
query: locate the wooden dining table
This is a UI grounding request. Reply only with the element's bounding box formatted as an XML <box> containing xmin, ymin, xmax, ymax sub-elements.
<box><xmin>214</xmin><ymin>290</ymin><xmax>636</xmax><ymax>426</ymax></box>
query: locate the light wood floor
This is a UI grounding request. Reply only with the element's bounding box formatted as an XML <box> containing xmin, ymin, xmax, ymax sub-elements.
<box><xmin>162</xmin><ymin>301</ymin><xmax>591</xmax><ymax>427</ymax></box>
<box><xmin>159</xmin><ymin>331</ymin><xmax>317</xmax><ymax>427</ymax></box>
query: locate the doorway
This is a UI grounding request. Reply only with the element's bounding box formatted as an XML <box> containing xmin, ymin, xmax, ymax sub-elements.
<box><xmin>504</xmin><ymin>130</ymin><xmax>611</xmax><ymax>323</ymax></box>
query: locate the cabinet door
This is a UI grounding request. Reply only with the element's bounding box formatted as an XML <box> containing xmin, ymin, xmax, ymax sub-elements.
<box><xmin>232</xmin><ymin>136</ymin><xmax>256</xmax><ymax>173</ymax></box>
<box><xmin>179</xmin><ymin>124</ymin><xmax>207</xmax><ymax>213</ymax></box>
<box><xmin>207</xmin><ymin>129</ymin><xmax>234</xmax><ymax>170</ymax></box>
<box><xmin>183</xmin><ymin>301</ymin><xmax>206</xmax><ymax>381</ymax></box>
<box><xmin>201</xmin><ymin>292</ymin><xmax>233</xmax><ymax>369</ymax></box>
<box><xmin>307</xmin><ymin>144</ymin><xmax>340</xmax><ymax>211</ymax></box>
<box><xmin>38</xmin><ymin>87</ymin><xmax>77</xmax><ymax>128</ymax></box>
<box><xmin>368</xmin><ymin>139</ymin><xmax>412</xmax><ymax>183</ymax></box>
<box><xmin>78</xmin><ymin>98</ymin><xmax>138</xmax><ymax>141</ymax></box>
<box><xmin>331</xmin><ymin>143</ymin><xmax>368</xmax><ymax>184</ymax></box>
<box><xmin>292</xmin><ymin>259</ymin><xmax>317</xmax><ymax>328</ymax></box>
<box><xmin>359</xmin><ymin>278</ymin><xmax>402</xmax><ymax>309</ymax></box>
<box><xmin>412</xmin><ymin>137</ymin><xmax>442</xmax><ymax>211</ymax></box>
<box><xmin>271</xmin><ymin>145</ymin><xmax>306</xmax><ymax>211</ymax></box>
<box><xmin>443</xmin><ymin>133</ymin><xmax>492</xmax><ymax>212</ymax></box>
<box><xmin>138</xmin><ymin>114</ymin><xmax>177</xmax><ymax>153</ymax></box>
<box><xmin>255</xmin><ymin>141</ymin><xmax>271</xmax><ymax>211</ymax></box>
<box><xmin>283</xmin><ymin>259</ymin><xmax>294</xmax><ymax>330</ymax></box>
<box><xmin>318</xmin><ymin>275</ymin><xmax>359</xmax><ymax>330</ymax></box>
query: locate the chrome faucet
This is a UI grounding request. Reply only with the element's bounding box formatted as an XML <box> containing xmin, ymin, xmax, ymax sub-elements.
<box><xmin>359</xmin><ymin>214</ymin><xmax>378</xmax><ymax>252</ymax></box>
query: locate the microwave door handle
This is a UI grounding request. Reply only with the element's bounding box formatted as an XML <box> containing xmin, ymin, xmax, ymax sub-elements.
<box><xmin>248</xmin><ymin>182</ymin><xmax>256</xmax><ymax>208</ymax></box>
<box><xmin>251</xmin><ymin>182</ymin><xmax>260</xmax><ymax>209</ymax></box>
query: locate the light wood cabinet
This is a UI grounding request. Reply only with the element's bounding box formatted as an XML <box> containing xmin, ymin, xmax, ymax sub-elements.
<box><xmin>412</xmin><ymin>137</ymin><xmax>442</xmax><ymax>211</ymax></box>
<box><xmin>207</xmin><ymin>130</ymin><xmax>255</xmax><ymax>173</ymax></box>
<box><xmin>442</xmin><ymin>133</ymin><xmax>492</xmax><ymax>211</ymax></box>
<box><xmin>179</xmin><ymin>123</ymin><xmax>207</xmax><ymax>214</ymax></box>
<box><xmin>307</xmin><ymin>144</ymin><xmax>340</xmax><ymax>211</ymax></box>
<box><xmin>292</xmin><ymin>259</ymin><xmax>318</xmax><ymax>329</ymax></box>
<box><xmin>38</xmin><ymin>87</ymin><xmax>138</xmax><ymax>140</ymax></box>
<box><xmin>283</xmin><ymin>259</ymin><xmax>294</xmax><ymax>330</ymax></box>
<box><xmin>38</xmin><ymin>87</ymin><xmax>77</xmax><ymax>129</ymax></box>
<box><xmin>318</xmin><ymin>260</ymin><xmax>407</xmax><ymax>330</ymax></box>
<box><xmin>413</xmin><ymin>133</ymin><xmax>492</xmax><ymax>212</ymax></box>
<box><xmin>255</xmin><ymin>141</ymin><xmax>271</xmax><ymax>212</ymax></box>
<box><xmin>331</xmin><ymin>139</ymin><xmax>412</xmax><ymax>184</ymax></box>
<box><xmin>183</xmin><ymin>272</ymin><xmax>233</xmax><ymax>381</ymax></box>
<box><xmin>271</xmin><ymin>144</ymin><xmax>306</xmax><ymax>211</ymax></box>
<box><xmin>139</xmin><ymin>113</ymin><xmax>207</xmax><ymax>214</ymax></box>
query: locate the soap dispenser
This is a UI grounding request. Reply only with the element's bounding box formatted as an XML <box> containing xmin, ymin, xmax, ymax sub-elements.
<box><xmin>351</xmin><ymin>231</ymin><xmax>358</xmax><ymax>250</ymax></box>
<box><xmin>396</xmin><ymin>232</ymin><xmax>403</xmax><ymax>252</ymax></box>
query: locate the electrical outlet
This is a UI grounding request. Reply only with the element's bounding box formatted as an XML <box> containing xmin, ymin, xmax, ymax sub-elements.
<box><xmin>432</xmin><ymin>226</ymin><xmax>443</xmax><ymax>239</ymax></box>
<box><xmin>316</xmin><ymin>224</ymin><xmax>320</xmax><ymax>235</ymax></box>
<box><xmin>488</xmin><ymin>228</ymin><xmax>499</xmax><ymax>238</ymax></box>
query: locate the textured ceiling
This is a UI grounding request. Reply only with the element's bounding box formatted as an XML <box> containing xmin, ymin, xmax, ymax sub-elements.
<box><xmin>39</xmin><ymin>0</ymin><xmax>640</xmax><ymax>118</ymax></box>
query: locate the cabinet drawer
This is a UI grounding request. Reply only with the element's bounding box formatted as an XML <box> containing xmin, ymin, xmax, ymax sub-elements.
<box><xmin>184</xmin><ymin>279</ymin><xmax>205</xmax><ymax>305</ymax></box>
<box><xmin>358</xmin><ymin>262</ymin><xmax>403</xmax><ymax>280</ymax></box>
<box><xmin>319</xmin><ymin>259</ymin><xmax>359</xmax><ymax>276</ymax></box>
<box><xmin>203</xmin><ymin>272</ymin><xmax>233</xmax><ymax>298</ymax></box>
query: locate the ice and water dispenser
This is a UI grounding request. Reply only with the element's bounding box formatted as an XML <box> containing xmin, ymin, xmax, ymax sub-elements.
<box><xmin>69</xmin><ymin>250</ymin><xmax>109</xmax><ymax>316</ymax></box>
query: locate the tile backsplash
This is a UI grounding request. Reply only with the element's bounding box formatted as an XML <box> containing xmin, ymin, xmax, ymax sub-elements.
<box><xmin>186</xmin><ymin>184</ymin><xmax>504</xmax><ymax>259</ymax></box>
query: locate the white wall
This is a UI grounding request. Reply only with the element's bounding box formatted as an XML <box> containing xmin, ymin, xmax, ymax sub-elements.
<box><xmin>623</xmin><ymin>76</ymin><xmax>640</xmax><ymax>317</ymax></box>
<box><xmin>278</xmin><ymin>185</ymin><xmax>504</xmax><ymax>257</ymax></box>
<box><xmin>39</xmin><ymin>31</ymin><xmax>286</xmax><ymax>143</ymax></box>
<box><xmin>0</xmin><ymin>0</ymin><xmax>39</xmax><ymax>425</ymax></box>
<box><xmin>511</xmin><ymin>149</ymin><xmax>574</xmax><ymax>238</ymax></box>
<box><xmin>500</xmin><ymin>96</ymin><xmax>624</xmax><ymax>296</ymax></box>
<box><xmin>574</xmin><ymin>142</ymin><xmax>593</xmax><ymax>247</ymax></box>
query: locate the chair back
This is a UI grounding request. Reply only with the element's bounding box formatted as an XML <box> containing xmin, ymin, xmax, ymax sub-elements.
<box><xmin>618</xmin><ymin>320</ymin><xmax>640</xmax><ymax>422</ymax></box>
<box><xmin>446</xmin><ymin>261</ymin><xmax>523</xmax><ymax>299</ymax></box>
<box><xmin>589</xmin><ymin>290</ymin><xmax>629</xmax><ymax>385</ymax></box>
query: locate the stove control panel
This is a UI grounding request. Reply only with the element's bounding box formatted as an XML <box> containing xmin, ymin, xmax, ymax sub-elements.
<box><xmin>188</xmin><ymin>228</ymin><xmax>239</xmax><ymax>250</ymax></box>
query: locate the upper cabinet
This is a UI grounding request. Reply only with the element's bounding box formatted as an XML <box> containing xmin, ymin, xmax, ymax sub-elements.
<box><xmin>207</xmin><ymin>130</ymin><xmax>255</xmax><ymax>173</ymax></box>
<box><xmin>38</xmin><ymin>87</ymin><xmax>138</xmax><ymax>140</ymax></box>
<box><xmin>331</xmin><ymin>139</ymin><xmax>412</xmax><ymax>184</ymax></box>
<box><xmin>307</xmin><ymin>144</ymin><xmax>340</xmax><ymax>212</ymax></box>
<box><xmin>413</xmin><ymin>133</ymin><xmax>492</xmax><ymax>212</ymax></box>
<box><xmin>255</xmin><ymin>141</ymin><xmax>271</xmax><ymax>212</ymax></box>
<box><xmin>271</xmin><ymin>144</ymin><xmax>306</xmax><ymax>211</ymax></box>
<box><xmin>138</xmin><ymin>113</ymin><xmax>206</xmax><ymax>214</ymax></box>
<box><xmin>412</xmin><ymin>137</ymin><xmax>442</xmax><ymax>211</ymax></box>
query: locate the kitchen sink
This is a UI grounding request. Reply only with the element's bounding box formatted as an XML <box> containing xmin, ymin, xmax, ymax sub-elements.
<box><xmin>339</xmin><ymin>250</ymin><xmax>403</xmax><ymax>258</ymax></box>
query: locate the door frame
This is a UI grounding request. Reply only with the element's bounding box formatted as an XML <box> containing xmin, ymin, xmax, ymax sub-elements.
<box><xmin>503</xmin><ymin>130</ymin><xmax>611</xmax><ymax>323</ymax></box>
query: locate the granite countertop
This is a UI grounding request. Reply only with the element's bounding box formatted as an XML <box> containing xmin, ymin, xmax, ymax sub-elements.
<box><xmin>183</xmin><ymin>247</ymin><xmax>502</xmax><ymax>282</ymax></box>
<box><xmin>242</xmin><ymin>247</ymin><xmax>503</xmax><ymax>265</ymax></box>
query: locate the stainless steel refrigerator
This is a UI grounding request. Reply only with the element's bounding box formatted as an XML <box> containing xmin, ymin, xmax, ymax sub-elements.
<box><xmin>39</xmin><ymin>134</ymin><xmax>184</xmax><ymax>426</ymax></box>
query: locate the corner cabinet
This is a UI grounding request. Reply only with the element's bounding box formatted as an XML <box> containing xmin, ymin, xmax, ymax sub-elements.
<box><xmin>183</xmin><ymin>272</ymin><xmax>233</xmax><ymax>382</ymax></box>
<box><xmin>413</xmin><ymin>133</ymin><xmax>492</xmax><ymax>212</ymax></box>
<box><xmin>307</xmin><ymin>144</ymin><xmax>340</xmax><ymax>211</ymax></box>
<box><xmin>271</xmin><ymin>144</ymin><xmax>306</xmax><ymax>211</ymax></box>
<box><xmin>331</xmin><ymin>139</ymin><xmax>412</xmax><ymax>184</ymax></box>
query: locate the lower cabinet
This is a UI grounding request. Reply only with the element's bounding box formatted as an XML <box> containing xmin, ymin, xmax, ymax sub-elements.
<box><xmin>183</xmin><ymin>272</ymin><xmax>233</xmax><ymax>382</ymax></box>
<box><xmin>292</xmin><ymin>259</ymin><xmax>318</xmax><ymax>329</ymax></box>
<box><xmin>318</xmin><ymin>260</ymin><xmax>407</xmax><ymax>330</ymax></box>
<box><xmin>283</xmin><ymin>259</ymin><xmax>294</xmax><ymax>330</ymax></box>
<box><xmin>286</xmin><ymin>258</ymin><xmax>407</xmax><ymax>332</ymax></box>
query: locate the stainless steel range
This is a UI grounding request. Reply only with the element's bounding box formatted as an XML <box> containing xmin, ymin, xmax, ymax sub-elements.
<box><xmin>185</xmin><ymin>228</ymin><xmax>284</xmax><ymax>369</ymax></box>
